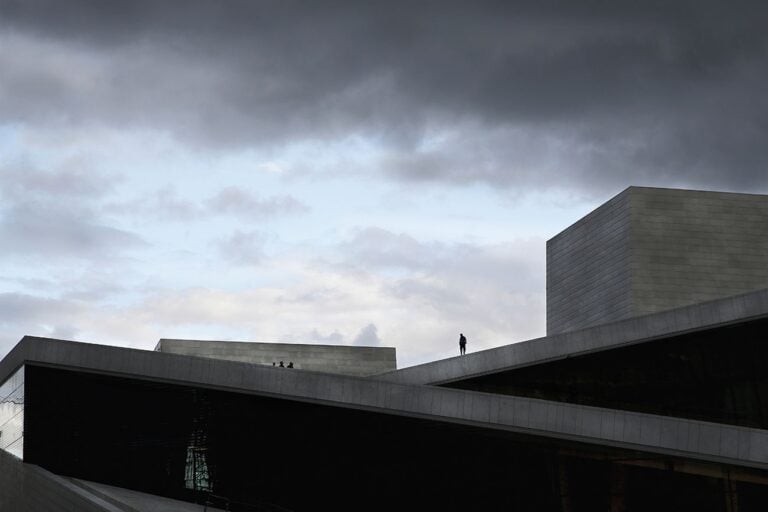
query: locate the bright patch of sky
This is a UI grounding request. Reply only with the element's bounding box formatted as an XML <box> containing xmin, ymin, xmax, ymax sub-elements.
<box><xmin>0</xmin><ymin>121</ymin><xmax>601</xmax><ymax>366</ymax></box>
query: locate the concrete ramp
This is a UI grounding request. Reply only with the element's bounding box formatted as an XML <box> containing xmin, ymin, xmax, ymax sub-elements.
<box><xmin>0</xmin><ymin>448</ymin><xmax>223</xmax><ymax>512</ymax></box>
<box><xmin>71</xmin><ymin>479</ymin><xmax>225</xmax><ymax>512</ymax></box>
<box><xmin>0</xmin><ymin>449</ymin><xmax>123</xmax><ymax>511</ymax></box>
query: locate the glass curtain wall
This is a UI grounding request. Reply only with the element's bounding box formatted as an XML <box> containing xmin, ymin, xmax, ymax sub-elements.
<box><xmin>0</xmin><ymin>366</ymin><xmax>24</xmax><ymax>459</ymax></box>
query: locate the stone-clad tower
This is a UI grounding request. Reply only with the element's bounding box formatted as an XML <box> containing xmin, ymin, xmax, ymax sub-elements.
<box><xmin>547</xmin><ymin>186</ymin><xmax>768</xmax><ymax>334</ymax></box>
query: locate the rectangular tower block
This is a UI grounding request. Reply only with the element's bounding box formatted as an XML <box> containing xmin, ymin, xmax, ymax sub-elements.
<box><xmin>547</xmin><ymin>187</ymin><xmax>768</xmax><ymax>334</ymax></box>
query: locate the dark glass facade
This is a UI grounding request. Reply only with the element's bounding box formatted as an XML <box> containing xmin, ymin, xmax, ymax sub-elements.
<box><xmin>0</xmin><ymin>366</ymin><xmax>24</xmax><ymax>459</ymax></box>
<box><xmin>22</xmin><ymin>365</ymin><xmax>768</xmax><ymax>511</ymax></box>
<box><xmin>445</xmin><ymin>318</ymin><xmax>768</xmax><ymax>428</ymax></box>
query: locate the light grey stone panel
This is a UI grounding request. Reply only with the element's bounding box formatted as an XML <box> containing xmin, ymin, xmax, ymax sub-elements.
<box><xmin>686</xmin><ymin>422</ymin><xmax>701</xmax><ymax>453</ymax></box>
<box><xmin>528</xmin><ymin>400</ymin><xmax>549</xmax><ymax>430</ymax></box>
<box><xmin>738</xmin><ymin>428</ymin><xmax>753</xmax><ymax>460</ymax></box>
<box><xmin>639</xmin><ymin>416</ymin><xmax>662</xmax><ymax>446</ymax></box>
<box><xmin>600</xmin><ymin>410</ymin><xmax>616</xmax><ymax>439</ymax></box>
<box><xmin>719</xmin><ymin>429</ymin><xmax>739</xmax><ymax>460</ymax></box>
<box><xmin>748</xmin><ymin>431</ymin><xmax>768</xmax><ymax>462</ymax></box>
<box><xmin>498</xmin><ymin>400</ymin><xmax>515</xmax><ymax>425</ymax></box>
<box><xmin>622</xmin><ymin>413</ymin><xmax>642</xmax><ymax>444</ymax></box>
<box><xmin>471</xmin><ymin>393</ymin><xmax>492</xmax><ymax>423</ymax></box>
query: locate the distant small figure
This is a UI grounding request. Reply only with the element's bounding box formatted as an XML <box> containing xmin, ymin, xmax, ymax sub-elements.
<box><xmin>272</xmin><ymin>362</ymin><xmax>276</xmax><ymax>366</ymax></box>
<box><xmin>459</xmin><ymin>333</ymin><xmax>467</xmax><ymax>355</ymax></box>
<box><xmin>287</xmin><ymin>362</ymin><xmax>294</xmax><ymax>369</ymax></box>
<box><xmin>279</xmin><ymin>361</ymin><xmax>285</xmax><ymax>368</ymax></box>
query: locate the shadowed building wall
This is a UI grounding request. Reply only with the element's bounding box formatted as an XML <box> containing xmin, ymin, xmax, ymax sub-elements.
<box><xmin>22</xmin><ymin>364</ymin><xmax>768</xmax><ymax>512</ymax></box>
<box><xmin>547</xmin><ymin>187</ymin><xmax>768</xmax><ymax>334</ymax></box>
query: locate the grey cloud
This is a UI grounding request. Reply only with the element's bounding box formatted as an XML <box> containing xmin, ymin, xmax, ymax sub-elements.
<box><xmin>0</xmin><ymin>273</ymin><xmax>126</xmax><ymax>302</ymax></box>
<box><xmin>0</xmin><ymin>161</ymin><xmax>143</xmax><ymax>259</ymax></box>
<box><xmin>106</xmin><ymin>186</ymin><xmax>308</xmax><ymax>221</ymax></box>
<box><xmin>59</xmin><ymin>276</ymin><xmax>127</xmax><ymax>301</ymax></box>
<box><xmin>215</xmin><ymin>230</ymin><xmax>265</xmax><ymax>265</ymax></box>
<box><xmin>333</xmin><ymin>226</ymin><xmax>545</xmax><ymax>338</ymax></box>
<box><xmin>388</xmin><ymin>279</ymin><xmax>463</xmax><ymax>307</ymax></box>
<box><xmin>105</xmin><ymin>187</ymin><xmax>205</xmax><ymax>221</ymax></box>
<box><xmin>335</xmin><ymin>226</ymin><xmax>546</xmax><ymax>344</ymax></box>
<box><xmin>276</xmin><ymin>287</ymin><xmax>347</xmax><ymax>306</ymax></box>
<box><xmin>0</xmin><ymin>292</ymin><xmax>83</xmax><ymax>332</ymax></box>
<box><xmin>0</xmin><ymin>201</ymin><xmax>145</xmax><ymax>258</ymax></box>
<box><xmin>0</xmin><ymin>276</ymin><xmax>52</xmax><ymax>290</ymax></box>
<box><xmin>0</xmin><ymin>292</ymin><xmax>83</xmax><ymax>356</ymax></box>
<box><xmin>353</xmin><ymin>323</ymin><xmax>380</xmax><ymax>347</ymax></box>
<box><xmin>208</xmin><ymin>187</ymin><xmax>309</xmax><ymax>219</ymax></box>
<box><xmin>141</xmin><ymin>187</ymin><xmax>206</xmax><ymax>221</ymax></box>
<box><xmin>309</xmin><ymin>328</ymin><xmax>344</xmax><ymax>345</ymax></box>
<box><xmin>2</xmin><ymin>1</ymin><xmax>768</xmax><ymax>193</ymax></box>
<box><xmin>0</xmin><ymin>164</ymin><xmax>117</xmax><ymax>199</ymax></box>
<box><xmin>343</xmin><ymin>227</ymin><xmax>544</xmax><ymax>293</ymax></box>
<box><xmin>343</xmin><ymin>227</ymin><xmax>434</xmax><ymax>270</ymax></box>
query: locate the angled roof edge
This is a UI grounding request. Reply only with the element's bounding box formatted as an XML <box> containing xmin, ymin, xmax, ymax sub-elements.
<box><xmin>2</xmin><ymin>335</ymin><xmax>768</xmax><ymax>470</ymax></box>
<box><xmin>377</xmin><ymin>287</ymin><xmax>768</xmax><ymax>386</ymax></box>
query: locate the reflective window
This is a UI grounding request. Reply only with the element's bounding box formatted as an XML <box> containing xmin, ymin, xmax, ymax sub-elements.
<box><xmin>444</xmin><ymin>319</ymin><xmax>768</xmax><ymax>428</ymax></box>
<box><xmin>184</xmin><ymin>445</ymin><xmax>212</xmax><ymax>491</ymax></box>
<box><xmin>0</xmin><ymin>366</ymin><xmax>24</xmax><ymax>459</ymax></box>
<box><xmin>22</xmin><ymin>364</ymin><xmax>768</xmax><ymax>511</ymax></box>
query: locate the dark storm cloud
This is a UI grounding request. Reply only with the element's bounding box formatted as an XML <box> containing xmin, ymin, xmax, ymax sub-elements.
<box><xmin>2</xmin><ymin>1</ymin><xmax>768</xmax><ymax>192</ymax></box>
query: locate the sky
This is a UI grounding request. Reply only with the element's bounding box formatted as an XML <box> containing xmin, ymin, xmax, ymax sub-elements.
<box><xmin>1</xmin><ymin>1</ymin><xmax>767</xmax><ymax>368</ymax></box>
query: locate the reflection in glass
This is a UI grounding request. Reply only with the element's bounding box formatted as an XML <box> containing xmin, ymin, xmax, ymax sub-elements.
<box><xmin>0</xmin><ymin>366</ymin><xmax>24</xmax><ymax>459</ymax></box>
<box><xmin>185</xmin><ymin>390</ymin><xmax>212</xmax><ymax>492</ymax></box>
<box><xmin>185</xmin><ymin>445</ymin><xmax>212</xmax><ymax>492</ymax></box>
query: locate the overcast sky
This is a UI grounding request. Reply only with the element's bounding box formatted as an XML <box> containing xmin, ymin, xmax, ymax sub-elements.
<box><xmin>1</xmin><ymin>1</ymin><xmax>767</xmax><ymax>367</ymax></box>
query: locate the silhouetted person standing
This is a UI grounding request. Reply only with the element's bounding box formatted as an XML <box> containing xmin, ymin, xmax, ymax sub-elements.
<box><xmin>459</xmin><ymin>333</ymin><xmax>467</xmax><ymax>355</ymax></box>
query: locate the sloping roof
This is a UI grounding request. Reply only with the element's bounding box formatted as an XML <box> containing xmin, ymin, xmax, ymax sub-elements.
<box><xmin>376</xmin><ymin>287</ymin><xmax>768</xmax><ymax>386</ymax></box>
<box><xmin>2</xmin><ymin>335</ymin><xmax>768</xmax><ymax>470</ymax></box>
<box><xmin>0</xmin><ymin>447</ymin><xmax>224</xmax><ymax>512</ymax></box>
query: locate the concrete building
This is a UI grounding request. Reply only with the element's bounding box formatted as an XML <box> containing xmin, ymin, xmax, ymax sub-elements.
<box><xmin>2</xmin><ymin>186</ymin><xmax>768</xmax><ymax>511</ymax></box>
<box><xmin>154</xmin><ymin>338</ymin><xmax>397</xmax><ymax>377</ymax></box>
<box><xmin>547</xmin><ymin>187</ymin><xmax>768</xmax><ymax>334</ymax></box>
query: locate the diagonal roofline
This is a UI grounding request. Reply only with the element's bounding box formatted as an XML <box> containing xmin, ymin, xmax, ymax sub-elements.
<box><xmin>2</xmin><ymin>335</ymin><xmax>768</xmax><ymax>471</ymax></box>
<box><xmin>375</xmin><ymin>287</ymin><xmax>768</xmax><ymax>386</ymax></box>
